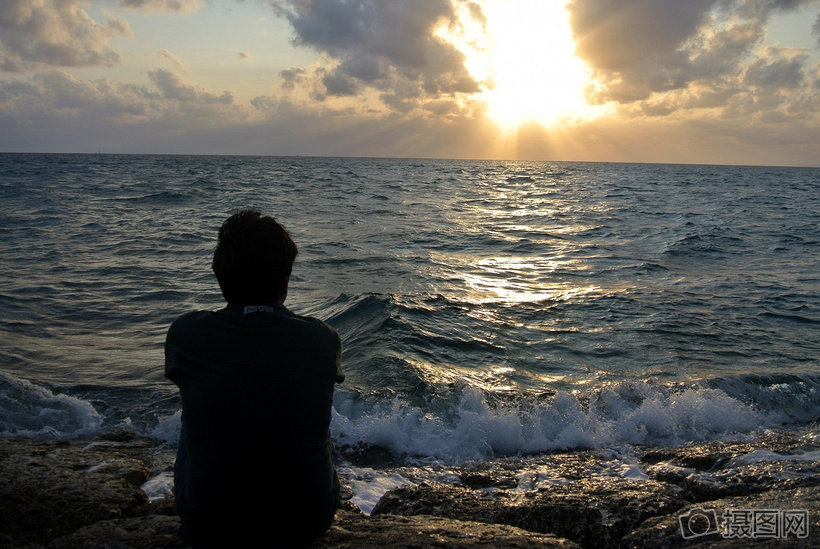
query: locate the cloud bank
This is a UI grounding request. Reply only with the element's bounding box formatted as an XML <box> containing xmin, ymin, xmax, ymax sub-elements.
<box><xmin>264</xmin><ymin>0</ymin><xmax>483</xmax><ymax>114</ymax></box>
<box><xmin>0</xmin><ymin>0</ymin><xmax>818</xmax><ymax>165</ymax></box>
<box><xmin>0</xmin><ymin>0</ymin><xmax>132</xmax><ymax>72</ymax></box>
<box><xmin>569</xmin><ymin>0</ymin><xmax>819</xmax><ymax>104</ymax></box>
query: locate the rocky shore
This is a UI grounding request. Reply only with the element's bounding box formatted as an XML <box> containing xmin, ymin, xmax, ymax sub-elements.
<box><xmin>2</xmin><ymin>428</ymin><xmax>819</xmax><ymax>548</ymax></box>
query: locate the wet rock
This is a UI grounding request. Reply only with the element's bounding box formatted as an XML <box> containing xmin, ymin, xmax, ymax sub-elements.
<box><xmin>338</xmin><ymin>442</ymin><xmax>401</xmax><ymax>469</ymax></box>
<box><xmin>0</xmin><ymin>436</ymin><xmax>154</xmax><ymax>547</ymax></box>
<box><xmin>621</xmin><ymin>486</ymin><xmax>820</xmax><ymax>548</ymax></box>
<box><xmin>372</xmin><ymin>476</ymin><xmax>685</xmax><ymax>548</ymax></box>
<box><xmin>1</xmin><ymin>431</ymin><xmax>818</xmax><ymax>548</ymax></box>
<box><xmin>642</xmin><ymin>440</ymin><xmax>820</xmax><ymax>502</ymax></box>
<box><xmin>318</xmin><ymin>505</ymin><xmax>579</xmax><ymax>548</ymax></box>
<box><xmin>49</xmin><ymin>515</ymin><xmax>186</xmax><ymax>549</ymax></box>
<box><xmin>0</xmin><ymin>436</ymin><xmax>581</xmax><ymax>548</ymax></box>
<box><xmin>458</xmin><ymin>469</ymin><xmax>519</xmax><ymax>489</ymax></box>
<box><xmin>640</xmin><ymin>441</ymin><xmax>745</xmax><ymax>471</ymax></box>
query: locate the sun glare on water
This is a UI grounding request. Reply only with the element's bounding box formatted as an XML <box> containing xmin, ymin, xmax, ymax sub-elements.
<box><xmin>449</xmin><ymin>0</ymin><xmax>608</xmax><ymax>130</ymax></box>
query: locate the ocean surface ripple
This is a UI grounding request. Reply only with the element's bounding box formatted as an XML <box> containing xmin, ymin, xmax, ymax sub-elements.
<box><xmin>1</xmin><ymin>154</ymin><xmax>819</xmax><ymax>464</ymax></box>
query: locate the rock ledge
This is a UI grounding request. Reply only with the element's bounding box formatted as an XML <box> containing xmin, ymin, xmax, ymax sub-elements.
<box><xmin>2</xmin><ymin>431</ymin><xmax>819</xmax><ymax>548</ymax></box>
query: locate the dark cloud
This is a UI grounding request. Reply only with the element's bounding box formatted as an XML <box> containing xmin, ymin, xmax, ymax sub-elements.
<box><xmin>321</xmin><ymin>70</ymin><xmax>361</xmax><ymax>97</ymax></box>
<box><xmin>0</xmin><ymin>68</ymin><xmax>239</xmax><ymax>134</ymax></box>
<box><xmin>148</xmin><ymin>69</ymin><xmax>233</xmax><ymax>104</ymax></box>
<box><xmin>269</xmin><ymin>0</ymin><xmax>482</xmax><ymax>110</ymax></box>
<box><xmin>0</xmin><ymin>70</ymin><xmax>152</xmax><ymax>121</ymax></box>
<box><xmin>278</xmin><ymin>66</ymin><xmax>308</xmax><ymax>90</ymax></box>
<box><xmin>0</xmin><ymin>0</ymin><xmax>132</xmax><ymax>72</ymax></box>
<box><xmin>567</xmin><ymin>0</ymin><xmax>819</xmax><ymax>103</ymax></box>
<box><xmin>569</xmin><ymin>0</ymin><xmax>717</xmax><ymax>74</ymax></box>
<box><xmin>624</xmin><ymin>42</ymin><xmax>815</xmax><ymax>123</ymax></box>
<box><xmin>814</xmin><ymin>11</ymin><xmax>820</xmax><ymax>44</ymax></box>
<box><xmin>744</xmin><ymin>46</ymin><xmax>808</xmax><ymax>89</ymax></box>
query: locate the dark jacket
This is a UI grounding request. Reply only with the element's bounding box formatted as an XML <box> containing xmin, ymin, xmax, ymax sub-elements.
<box><xmin>165</xmin><ymin>303</ymin><xmax>344</xmax><ymax>548</ymax></box>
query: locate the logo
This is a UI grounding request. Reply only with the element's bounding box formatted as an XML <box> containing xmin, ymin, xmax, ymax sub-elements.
<box><xmin>678</xmin><ymin>508</ymin><xmax>719</xmax><ymax>539</ymax></box>
<box><xmin>679</xmin><ymin>508</ymin><xmax>810</xmax><ymax>540</ymax></box>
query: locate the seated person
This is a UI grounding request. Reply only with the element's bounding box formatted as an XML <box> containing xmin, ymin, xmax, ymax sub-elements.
<box><xmin>165</xmin><ymin>210</ymin><xmax>345</xmax><ymax>548</ymax></box>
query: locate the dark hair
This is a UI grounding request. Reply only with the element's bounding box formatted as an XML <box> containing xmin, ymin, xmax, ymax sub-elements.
<box><xmin>212</xmin><ymin>210</ymin><xmax>298</xmax><ymax>304</ymax></box>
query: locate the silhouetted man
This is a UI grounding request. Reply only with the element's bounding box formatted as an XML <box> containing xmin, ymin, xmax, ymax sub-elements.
<box><xmin>166</xmin><ymin>210</ymin><xmax>344</xmax><ymax>548</ymax></box>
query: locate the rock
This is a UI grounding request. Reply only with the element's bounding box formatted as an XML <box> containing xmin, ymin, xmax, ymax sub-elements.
<box><xmin>49</xmin><ymin>515</ymin><xmax>186</xmax><ymax>549</ymax></box>
<box><xmin>0</xmin><ymin>436</ymin><xmax>581</xmax><ymax>549</ymax></box>
<box><xmin>0</xmin><ymin>436</ymin><xmax>155</xmax><ymax>547</ymax></box>
<box><xmin>621</xmin><ymin>486</ymin><xmax>820</xmax><ymax>548</ymax></box>
<box><xmin>643</xmin><ymin>439</ymin><xmax>820</xmax><ymax>502</ymax></box>
<box><xmin>1</xmin><ymin>431</ymin><xmax>818</xmax><ymax>548</ymax></box>
<box><xmin>371</xmin><ymin>477</ymin><xmax>685</xmax><ymax>548</ymax></box>
<box><xmin>317</xmin><ymin>505</ymin><xmax>579</xmax><ymax>548</ymax></box>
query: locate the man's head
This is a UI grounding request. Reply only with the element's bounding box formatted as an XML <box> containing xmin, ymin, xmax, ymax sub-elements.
<box><xmin>212</xmin><ymin>210</ymin><xmax>298</xmax><ymax>304</ymax></box>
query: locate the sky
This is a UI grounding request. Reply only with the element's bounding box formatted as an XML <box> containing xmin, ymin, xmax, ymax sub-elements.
<box><xmin>1</xmin><ymin>0</ymin><xmax>819</xmax><ymax>166</ymax></box>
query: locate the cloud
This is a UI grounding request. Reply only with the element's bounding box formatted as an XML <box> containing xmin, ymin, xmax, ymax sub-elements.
<box><xmin>158</xmin><ymin>48</ymin><xmax>185</xmax><ymax>68</ymax></box>
<box><xmin>1</xmin><ymin>64</ymin><xmax>816</xmax><ymax>165</ymax></box>
<box><xmin>0</xmin><ymin>70</ymin><xmax>151</xmax><ymax>124</ymax></box>
<box><xmin>0</xmin><ymin>0</ymin><xmax>208</xmax><ymax>73</ymax></box>
<box><xmin>147</xmin><ymin>68</ymin><xmax>234</xmax><ymax>106</ymax></box>
<box><xmin>620</xmin><ymin>43</ymin><xmax>817</xmax><ymax>122</ymax></box>
<box><xmin>0</xmin><ymin>0</ymin><xmax>817</xmax><ymax>165</ymax></box>
<box><xmin>0</xmin><ymin>68</ymin><xmax>241</xmax><ymax>137</ymax></box>
<box><xmin>118</xmin><ymin>0</ymin><xmax>205</xmax><ymax>13</ymax></box>
<box><xmin>0</xmin><ymin>0</ymin><xmax>133</xmax><ymax>72</ymax></box>
<box><xmin>744</xmin><ymin>45</ymin><xmax>808</xmax><ymax>90</ymax></box>
<box><xmin>260</xmin><ymin>63</ymin><xmax>360</xmax><ymax>103</ymax></box>
<box><xmin>567</xmin><ymin>0</ymin><xmax>820</xmax><ymax>103</ymax></box>
<box><xmin>268</xmin><ymin>0</ymin><xmax>483</xmax><ymax>113</ymax></box>
<box><xmin>813</xmin><ymin>10</ymin><xmax>820</xmax><ymax>43</ymax></box>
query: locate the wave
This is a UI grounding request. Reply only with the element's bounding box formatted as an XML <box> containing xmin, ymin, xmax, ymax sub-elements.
<box><xmin>0</xmin><ymin>371</ymin><xmax>101</xmax><ymax>438</ymax></box>
<box><xmin>2</xmin><ymin>366</ymin><xmax>818</xmax><ymax>474</ymax></box>
<box><xmin>330</xmin><ymin>373</ymin><xmax>820</xmax><ymax>462</ymax></box>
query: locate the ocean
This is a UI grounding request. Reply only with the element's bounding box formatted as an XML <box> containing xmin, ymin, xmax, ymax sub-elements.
<box><xmin>1</xmin><ymin>153</ymin><xmax>818</xmax><ymax>513</ymax></box>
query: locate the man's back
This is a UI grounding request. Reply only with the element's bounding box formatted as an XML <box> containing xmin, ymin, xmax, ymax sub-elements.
<box><xmin>166</xmin><ymin>302</ymin><xmax>344</xmax><ymax>547</ymax></box>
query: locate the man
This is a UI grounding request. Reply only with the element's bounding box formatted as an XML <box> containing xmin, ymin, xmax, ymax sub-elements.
<box><xmin>165</xmin><ymin>210</ymin><xmax>344</xmax><ymax>548</ymax></box>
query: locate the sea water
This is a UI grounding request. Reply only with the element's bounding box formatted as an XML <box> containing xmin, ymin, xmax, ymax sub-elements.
<box><xmin>1</xmin><ymin>153</ymin><xmax>819</xmax><ymax>510</ymax></box>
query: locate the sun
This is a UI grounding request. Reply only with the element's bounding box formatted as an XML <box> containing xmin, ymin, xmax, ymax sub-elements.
<box><xmin>447</xmin><ymin>0</ymin><xmax>608</xmax><ymax>130</ymax></box>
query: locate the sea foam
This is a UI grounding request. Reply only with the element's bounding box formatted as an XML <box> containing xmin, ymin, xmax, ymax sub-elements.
<box><xmin>0</xmin><ymin>371</ymin><xmax>101</xmax><ymax>438</ymax></box>
<box><xmin>331</xmin><ymin>381</ymin><xmax>778</xmax><ymax>461</ymax></box>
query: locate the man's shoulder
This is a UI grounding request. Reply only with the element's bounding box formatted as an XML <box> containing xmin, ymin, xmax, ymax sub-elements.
<box><xmin>288</xmin><ymin>311</ymin><xmax>340</xmax><ymax>341</ymax></box>
<box><xmin>167</xmin><ymin>306</ymin><xmax>340</xmax><ymax>347</ymax></box>
<box><xmin>166</xmin><ymin>310</ymin><xmax>215</xmax><ymax>338</ymax></box>
<box><xmin>170</xmin><ymin>309</ymin><xmax>211</xmax><ymax>327</ymax></box>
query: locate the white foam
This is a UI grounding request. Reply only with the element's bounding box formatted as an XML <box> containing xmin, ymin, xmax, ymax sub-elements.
<box><xmin>342</xmin><ymin>468</ymin><xmax>411</xmax><ymax>515</ymax></box>
<box><xmin>0</xmin><ymin>371</ymin><xmax>101</xmax><ymax>438</ymax></box>
<box><xmin>150</xmin><ymin>410</ymin><xmax>182</xmax><ymax>442</ymax></box>
<box><xmin>617</xmin><ymin>463</ymin><xmax>650</xmax><ymax>480</ymax></box>
<box><xmin>728</xmin><ymin>449</ymin><xmax>820</xmax><ymax>466</ymax></box>
<box><xmin>331</xmin><ymin>382</ymin><xmax>771</xmax><ymax>461</ymax></box>
<box><xmin>141</xmin><ymin>472</ymin><xmax>175</xmax><ymax>501</ymax></box>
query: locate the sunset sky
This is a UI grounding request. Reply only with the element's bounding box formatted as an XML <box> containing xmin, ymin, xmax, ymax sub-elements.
<box><xmin>1</xmin><ymin>0</ymin><xmax>819</xmax><ymax>166</ymax></box>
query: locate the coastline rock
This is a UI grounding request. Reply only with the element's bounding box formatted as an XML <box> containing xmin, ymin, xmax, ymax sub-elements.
<box><xmin>1</xmin><ymin>431</ymin><xmax>818</xmax><ymax>548</ymax></box>
<box><xmin>49</xmin><ymin>515</ymin><xmax>186</xmax><ymax>549</ymax></box>
<box><xmin>643</xmin><ymin>440</ymin><xmax>820</xmax><ymax>503</ymax></box>
<box><xmin>317</xmin><ymin>505</ymin><xmax>578</xmax><ymax>548</ymax></box>
<box><xmin>0</xmin><ymin>435</ymin><xmax>156</xmax><ymax>547</ymax></box>
<box><xmin>622</xmin><ymin>486</ymin><xmax>820</xmax><ymax>547</ymax></box>
<box><xmin>371</xmin><ymin>477</ymin><xmax>685</xmax><ymax>548</ymax></box>
<box><xmin>0</xmin><ymin>435</ymin><xmax>579</xmax><ymax>548</ymax></box>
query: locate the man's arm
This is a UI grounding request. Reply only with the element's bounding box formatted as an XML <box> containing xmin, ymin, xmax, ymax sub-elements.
<box><xmin>333</xmin><ymin>328</ymin><xmax>344</xmax><ymax>384</ymax></box>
